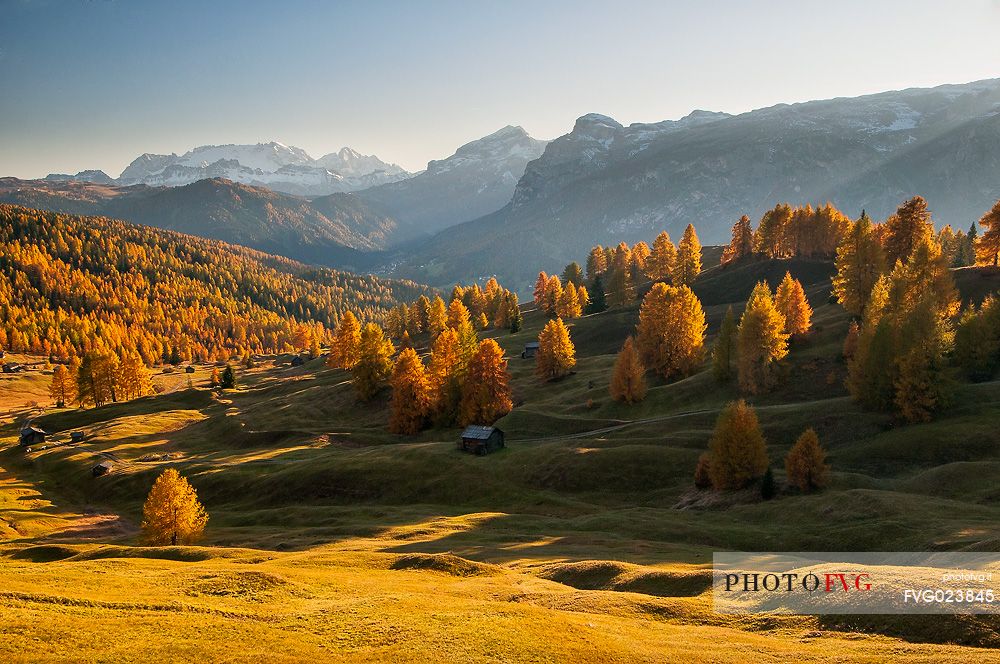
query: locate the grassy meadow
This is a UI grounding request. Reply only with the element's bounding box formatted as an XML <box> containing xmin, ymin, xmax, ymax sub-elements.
<box><xmin>2</xmin><ymin>258</ymin><xmax>1000</xmax><ymax>661</ymax></box>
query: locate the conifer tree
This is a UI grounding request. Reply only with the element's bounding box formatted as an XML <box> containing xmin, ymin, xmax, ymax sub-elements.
<box><xmin>721</xmin><ymin>215</ymin><xmax>754</xmax><ymax>264</ymax></box>
<box><xmin>141</xmin><ymin>469</ymin><xmax>208</xmax><ymax>546</ymax></box>
<box><xmin>533</xmin><ymin>272</ymin><xmax>549</xmax><ymax>308</ymax></box>
<box><xmin>609</xmin><ymin>337</ymin><xmax>647</xmax><ymax>403</ymax></box>
<box><xmin>545</xmin><ymin>275</ymin><xmax>563</xmax><ymax>315</ymax></box>
<box><xmin>976</xmin><ymin>199</ymin><xmax>1000</xmax><ymax>266</ymax></box>
<box><xmin>884</xmin><ymin>196</ymin><xmax>933</xmax><ymax>266</ymax></box>
<box><xmin>561</xmin><ymin>262</ymin><xmax>584</xmax><ymax>287</ymax></box>
<box><xmin>832</xmin><ymin>212</ymin><xmax>886</xmax><ymax>317</ymax></box>
<box><xmin>586</xmin><ymin>246</ymin><xmax>608</xmax><ymax>284</ymax></box>
<box><xmin>736</xmin><ymin>281</ymin><xmax>789</xmax><ymax>394</ymax></box>
<box><xmin>210</xmin><ymin>367</ymin><xmax>221</xmax><ymax>388</ymax></box>
<box><xmin>328</xmin><ymin>310</ymin><xmax>361</xmax><ymax>370</ymax></box>
<box><xmin>352</xmin><ymin>323</ymin><xmax>395</xmax><ymax>401</ymax></box>
<box><xmin>954</xmin><ymin>297</ymin><xmax>1000</xmax><ymax>380</ymax></box>
<box><xmin>893</xmin><ymin>296</ymin><xmax>953</xmax><ymax>422</ymax></box>
<box><xmin>785</xmin><ymin>428</ymin><xmax>829</xmax><ymax>492</ymax></box>
<box><xmin>428</xmin><ymin>327</ymin><xmax>465</xmax><ymax>425</ymax></box>
<box><xmin>630</xmin><ymin>241</ymin><xmax>651</xmax><ymax>285</ymax></box>
<box><xmin>587</xmin><ymin>276</ymin><xmax>608</xmax><ymax>314</ymax></box>
<box><xmin>460</xmin><ymin>339</ymin><xmax>513</xmax><ymax>426</ymax></box>
<box><xmin>707</xmin><ymin>400</ymin><xmax>768</xmax><ymax>490</ymax></box>
<box><xmin>576</xmin><ymin>285</ymin><xmax>590</xmax><ymax>313</ymax></box>
<box><xmin>427</xmin><ymin>296</ymin><xmax>448</xmax><ymax>339</ymax></box>
<box><xmin>712</xmin><ymin>306</ymin><xmax>737</xmax><ymax>382</ymax></box>
<box><xmin>117</xmin><ymin>348</ymin><xmax>152</xmax><ymax>401</ymax></box>
<box><xmin>308</xmin><ymin>334</ymin><xmax>321</xmax><ymax>360</ymax></box>
<box><xmin>389</xmin><ymin>348</ymin><xmax>431</xmax><ymax>434</ymax></box>
<box><xmin>415</xmin><ymin>294</ymin><xmax>432</xmax><ymax>332</ymax></box>
<box><xmin>510</xmin><ymin>304</ymin><xmax>523</xmax><ymax>333</ymax></box>
<box><xmin>673</xmin><ymin>224</ymin><xmax>702</xmax><ymax>287</ymax></box>
<box><xmin>49</xmin><ymin>364</ymin><xmax>76</xmax><ymax>408</ymax></box>
<box><xmin>842</xmin><ymin>321</ymin><xmax>860</xmax><ymax>360</ymax></box>
<box><xmin>607</xmin><ymin>243</ymin><xmax>634</xmax><ymax>307</ymax></box>
<box><xmin>220</xmin><ymin>364</ymin><xmax>236</xmax><ymax>389</ymax></box>
<box><xmin>556</xmin><ymin>281</ymin><xmax>582</xmax><ymax>319</ymax></box>
<box><xmin>536</xmin><ymin>318</ymin><xmax>576</xmax><ymax>381</ymax></box>
<box><xmin>447</xmin><ymin>298</ymin><xmax>472</xmax><ymax>330</ymax></box>
<box><xmin>754</xmin><ymin>204</ymin><xmax>793</xmax><ymax>258</ymax></box>
<box><xmin>635</xmin><ymin>283</ymin><xmax>707</xmax><ymax>380</ymax></box>
<box><xmin>647</xmin><ymin>231</ymin><xmax>677</xmax><ymax>282</ymax></box>
<box><xmin>476</xmin><ymin>312</ymin><xmax>489</xmax><ymax>331</ymax></box>
<box><xmin>774</xmin><ymin>272</ymin><xmax>813</xmax><ymax>336</ymax></box>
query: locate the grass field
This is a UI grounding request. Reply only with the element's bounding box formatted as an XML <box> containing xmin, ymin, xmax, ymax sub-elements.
<box><xmin>2</xmin><ymin>259</ymin><xmax>1000</xmax><ymax>662</ymax></box>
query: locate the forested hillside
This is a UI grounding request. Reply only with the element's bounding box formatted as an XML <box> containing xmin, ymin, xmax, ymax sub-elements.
<box><xmin>0</xmin><ymin>205</ymin><xmax>434</xmax><ymax>363</ymax></box>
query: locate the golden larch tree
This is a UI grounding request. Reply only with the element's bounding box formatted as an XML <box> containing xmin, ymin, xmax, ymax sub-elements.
<box><xmin>884</xmin><ymin>196</ymin><xmax>933</xmax><ymax>266</ymax></box>
<box><xmin>389</xmin><ymin>347</ymin><xmax>431</xmax><ymax>434</ymax></box>
<box><xmin>721</xmin><ymin>215</ymin><xmax>754</xmax><ymax>265</ymax></box>
<box><xmin>49</xmin><ymin>363</ymin><xmax>76</xmax><ymax>408</ymax></box>
<box><xmin>557</xmin><ymin>281</ymin><xmax>582</xmax><ymax>319</ymax></box>
<box><xmin>609</xmin><ymin>337</ymin><xmax>647</xmax><ymax>404</ymax></box>
<box><xmin>976</xmin><ymin>199</ymin><xmax>1000</xmax><ymax>266</ymax></box>
<box><xmin>447</xmin><ymin>298</ymin><xmax>471</xmax><ymax>330</ymax></box>
<box><xmin>352</xmin><ymin>322</ymin><xmax>395</xmax><ymax>401</ymax></box>
<box><xmin>536</xmin><ymin>318</ymin><xmax>576</xmax><ymax>381</ymax></box>
<box><xmin>774</xmin><ymin>272</ymin><xmax>813</xmax><ymax>336</ymax></box>
<box><xmin>141</xmin><ymin>468</ymin><xmax>208</xmax><ymax>546</ymax></box>
<box><xmin>707</xmin><ymin>400</ymin><xmax>768</xmax><ymax>490</ymax></box>
<box><xmin>635</xmin><ymin>283</ymin><xmax>706</xmax><ymax>380</ymax></box>
<box><xmin>784</xmin><ymin>428</ymin><xmax>829</xmax><ymax>492</ymax></box>
<box><xmin>533</xmin><ymin>272</ymin><xmax>549</xmax><ymax>308</ymax></box>
<box><xmin>427</xmin><ymin>296</ymin><xmax>448</xmax><ymax>338</ymax></box>
<box><xmin>460</xmin><ymin>339</ymin><xmax>513</xmax><ymax>425</ymax></box>
<box><xmin>586</xmin><ymin>246</ymin><xmax>608</xmax><ymax>282</ymax></box>
<box><xmin>328</xmin><ymin>310</ymin><xmax>361</xmax><ymax>370</ymax></box>
<box><xmin>647</xmin><ymin>231</ymin><xmax>677</xmax><ymax>282</ymax></box>
<box><xmin>673</xmin><ymin>224</ymin><xmax>702</xmax><ymax>287</ymax></box>
<box><xmin>736</xmin><ymin>281</ymin><xmax>789</xmax><ymax>394</ymax></box>
<box><xmin>117</xmin><ymin>348</ymin><xmax>153</xmax><ymax>401</ymax></box>
<box><xmin>544</xmin><ymin>275</ymin><xmax>563</xmax><ymax>316</ymax></box>
<box><xmin>832</xmin><ymin>212</ymin><xmax>885</xmax><ymax>317</ymax></box>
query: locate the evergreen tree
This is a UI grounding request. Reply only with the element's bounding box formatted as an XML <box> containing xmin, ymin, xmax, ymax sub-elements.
<box><xmin>760</xmin><ymin>467</ymin><xmax>777</xmax><ymax>500</ymax></box>
<box><xmin>774</xmin><ymin>272</ymin><xmax>813</xmax><ymax>336</ymax></box>
<box><xmin>561</xmin><ymin>262</ymin><xmax>584</xmax><ymax>287</ymax></box>
<box><xmin>586</xmin><ymin>275</ymin><xmax>608</xmax><ymax>314</ymax></box>
<box><xmin>707</xmin><ymin>400</ymin><xmax>768</xmax><ymax>490</ymax></box>
<box><xmin>328</xmin><ymin>310</ymin><xmax>361</xmax><ymax>370</ymax></box>
<box><xmin>609</xmin><ymin>337</ymin><xmax>647</xmax><ymax>403</ymax></box>
<box><xmin>736</xmin><ymin>281</ymin><xmax>789</xmax><ymax>394</ymax></box>
<box><xmin>510</xmin><ymin>305</ymin><xmax>523</xmax><ymax>334</ymax></box>
<box><xmin>536</xmin><ymin>318</ymin><xmax>576</xmax><ymax>381</ymax></box>
<box><xmin>389</xmin><ymin>348</ymin><xmax>431</xmax><ymax>435</ymax></box>
<box><xmin>220</xmin><ymin>364</ymin><xmax>236</xmax><ymax>389</ymax></box>
<box><xmin>954</xmin><ymin>297</ymin><xmax>1000</xmax><ymax>381</ymax></box>
<box><xmin>460</xmin><ymin>339</ymin><xmax>513</xmax><ymax>426</ymax></box>
<box><xmin>673</xmin><ymin>224</ymin><xmax>702</xmax><ymax>287</ymax></box>
<box><xmin>635</xmin><ymin>283</ymin><xmax>707</xmax><ymax>380</ymax></box>
<box><xmin>712</xmin><ymin>306</ymin><xmax>737</xmax><ymax>382</ymax></box>
<box><xmin>141</xmin><ymin>469</ymin><xmax>208</xmax><ymax>546</ymax></box>
<box><xmin>832</xmin><ymin>212</ymin><xmax>886</xmax><ymax>317</ymax></box>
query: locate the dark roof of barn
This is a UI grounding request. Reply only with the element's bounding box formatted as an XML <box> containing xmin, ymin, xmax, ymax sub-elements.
<box><xmin>524</xmin><ymin>342</ymin><xmax>540</xmax><ymax>349</ymax></box>
<box><xmin>461</xmin><ymin>425</ymin><xmax>502</xmax><ymax>440</ymax></box>
<box><xmin>21</xmin><ymin>425</ymin><xmax>46</xmax><ymax>435</ymax></box>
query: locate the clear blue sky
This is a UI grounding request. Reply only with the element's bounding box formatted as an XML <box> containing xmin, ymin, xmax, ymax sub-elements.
<box><xmin>2</xmin><ymin>0</ymin><xmax>999</xmax><ymax>178</ymax></box>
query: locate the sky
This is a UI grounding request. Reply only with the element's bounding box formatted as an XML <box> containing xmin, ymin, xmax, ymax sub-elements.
<box><xmin>2</xmin><ymin>0</ymin><xmax>999</xmax><ymax>178</ymax></box>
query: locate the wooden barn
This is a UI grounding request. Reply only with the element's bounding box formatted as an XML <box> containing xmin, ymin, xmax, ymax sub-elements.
<box><xmin>92</xmin><ymin>461</ymin><xmax>114</xmax><ymax>477</ymax></box>
<box><xmin>291</xmin><ymin>355</ymin><xmax>305</xmax><ymax>367</ymax></box>
<box><xmin>185</xmin><ymin>365</ymin><xmax>196</xmax><ymax>373</ymax></box>
<box><xmin>20</xmin><ymin>425</ymin><xmax>46</xmax><ymax>446</ymax></box>
<box><xmin>521</xmin><ymin>342</ymin><xmax>539</xmax><ymax>359</ymax></box>
<box><xmin>459</xmin><ymin>425</ymin><xmax>505</xmax><ymax>455</ymax></box>
<box><xmin>70</xmin><ymin>431</ymin><xmax>85</xmax><ymax>443</ymax></box>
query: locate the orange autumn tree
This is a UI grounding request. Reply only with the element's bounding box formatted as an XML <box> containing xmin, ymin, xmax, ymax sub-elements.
<box><xmin>536</xmin><ymin>318</ymin><xmax>576</xmax><ymax>381</ymax></box>
<box><xmin>328</xmin><ymin>310</ymin><xmax>361</xmax><ymax>370</ymax></box>
<box><xmin>389</xmin><ymin>348</ymin><xmax>432</xmax><ymax>434</ymax></box>
<box><xmin>977</xmin><ymin>199</ymin><xmax>1000</xmax><ymax>266</ymax></box>
<box><xmin>427</xmin><ymin>327</ymin><xmax>466</xmax><ymax>425</ymax></box>
<box><xmin>774</xmin><ymin>272</ymin><xmax>813</xmax><ymax>336</ymax></box>
<box><xmin>352</xmin><ymin>323</ymin><xmax>395</xmax><ymax>401</ymax></box>
<box><xmin>736</xmin><ymin>281</ymin><xmax>789</xmax><ymax>394</ymax></box>
<box><xmin>556</xmin><ymin>281</ymin><xmax>582</xmax><ymax>319</ymax></box>
<box><xmin>673</xmin><ymin>224</ymin><xmax>702</xmax><ymax>287</ymax></box>
<box><xmin>707</xmin><ymin>400</ymin><xmax>768</xmax><ymax>490</ymax></box>
<box><xmin>49</xmin><ymin>363</ymin><xmax>76</xmax><ymax>408</ymax></box>
<box><xmin>784</xmin><ymin>428</ymin><xmax>830</xmax><ymax>492</ymax></box>
<box><xmin>533</xmin><ymin>272</ymin><xmax>549</xmax><ymax>308</ymax></box>
<box><xmin>460</xmin><ymin>339</ymin><xmax>513</xmax><ymax>425</ymax></box>
<box><xmin>141</xmin><ymin>469</ymin><xmax>208</xmax><ymax>546</ymax></box>
<box><xmin>609</xmin><ymin>337</ymin><xmax>647</xmax><ymax>404</ymax></box>
<box><xmin>647</xmin><ymin>231</ymin><xmax>677</xmax><ymax>282</ymax></box>
<box><xmin>635</xmin><ymin>283</ymin><xmax>707</xmax><ymax>380</ymax></box>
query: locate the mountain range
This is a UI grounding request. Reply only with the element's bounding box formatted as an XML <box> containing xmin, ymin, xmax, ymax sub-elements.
<box><xmin>391</xmin><ymin>78</ymin><xmax>1000</xmax><ymax>290</ymax></box>
<box><xmin>9</xmin><ymin>78</ymin><xmax>1000</xmax><ymax>294</ymax></box>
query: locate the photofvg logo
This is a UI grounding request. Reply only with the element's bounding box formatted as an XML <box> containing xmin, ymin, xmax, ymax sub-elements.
<box><xmin>713</xmin><ymin>552</ymin><xmax>1000</xmax><ymax>615</ymax></box>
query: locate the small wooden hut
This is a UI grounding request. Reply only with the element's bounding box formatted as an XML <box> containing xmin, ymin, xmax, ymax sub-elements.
<box><xmin>459</xmin><ymin>426</ymin><xmax>505</xmax><ymax>456</ymax></box>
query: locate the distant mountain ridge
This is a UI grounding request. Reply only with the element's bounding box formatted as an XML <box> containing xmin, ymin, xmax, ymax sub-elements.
<box><xmin>116</xmin><ymin>141</ymin><xmax>411</xmax><ymax>195</ymax></box>
<box><xmin>392</xmin><ymin>78</ymin><xmax>1000</xmax><ymax>290</ymax></box>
